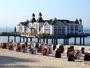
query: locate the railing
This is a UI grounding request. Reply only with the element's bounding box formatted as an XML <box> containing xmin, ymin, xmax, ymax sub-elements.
<box><xmin>0</xmin><ymin>32</ymin><xmax>90</xmax><ymax>38</ymax></box>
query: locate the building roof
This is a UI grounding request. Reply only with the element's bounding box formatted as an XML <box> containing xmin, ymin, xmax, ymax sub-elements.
<box><xmin>58</xmin><ymin>19</ymin><xmax>79</xmax><ymax>24</ymax></box>
<box><xmin>24</xmin><ymin>20</ymin><xmax>29</xmax><ymax>26</ymax></box>
<box><xmin>20</xmin><ymin>22</ymin><xmax>25</xmax><ymax>25</ymax></box>
<box><xmin>44</xmin><ymin>19</ymin><xmax>80</xmax><ymax>26</ymax></box>
<box><xmin>19</xmin><ymin>13</ymin><xmax>80</xmax><ymax>25</ymax></box>
<box><xmin>30</xmin><ymin>18</ymin><xmax>36</xmax><ymax>23</ymax></box>
<box><xmin>37</xmin><ymin>12</ymin><xmax>45</xmax><ymax>22</ymax></box>
<box><xmin>37</xmin><ymin>17</ymin><xmax>45</xmax><ymax>22</ymax></box>
<box><xmin>45</xmin><ymin>19</ymin><xmax>67</xmax><ymax>25</ymax></box>
<box><xmin>20</xmin><ymin>20</ymin><xmax>29</xmax><ymax>26</ymax></box>
<box><xmin>30</xmin><ymin>13</ymin><xmax>36</xmax><ymax>23</ymax></box>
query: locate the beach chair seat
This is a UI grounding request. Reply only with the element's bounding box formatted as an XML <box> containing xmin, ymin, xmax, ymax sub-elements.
<box><xmin>2</xmin><ymin>43</ymin><xmax>7</xmax><ymax>49</ymax></box>
<box><xmin>42</xmin><ymin>48</ymin><xmax>48</xmax><ymax>56</ymax></box>
<box><xmin>84</xmin><ymin>52</ymin><xmax>90</xmax><ymax>61</ymax></box>
<box><xmin>67</xmin><ymin>51</ymin><xmax>75</xmax><ymax>61</ymax></box>
<box><xmin>55</xmin><ymin>48</ymin><xmax>61</xmax><ymax>58</ymax></box>
<box><xmin>8</xmin><ymin>45</ymin><xmax>13</xmax><ymax>50</ymax></box>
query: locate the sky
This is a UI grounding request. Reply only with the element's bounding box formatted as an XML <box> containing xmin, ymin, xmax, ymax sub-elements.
<box><xmin>0</xmin><ymin>0</ymin><xmax>90</xmax><ymax>29</ymax></box>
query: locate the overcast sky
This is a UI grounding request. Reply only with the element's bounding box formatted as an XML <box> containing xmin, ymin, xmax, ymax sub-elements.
<box><xmin>0</xmin><ymin>0</ymin><xmax>90</xmax><ymax>29</ymax></box>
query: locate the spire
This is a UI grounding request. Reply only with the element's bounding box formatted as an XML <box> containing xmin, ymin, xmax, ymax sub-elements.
<box><xmin>75</xmin><ymin>19</ymin><xmax>78</xmax><ymax>22</ymax></box>
<box><xmin>75</xmin><ymin>19</ymin><xmax>79</xmax><ymax>24</ymax></box>
<box><xmin>39</xmin><ymin>12</ymin><xmax>42</xmax><ymax>17</ymax></box>
<box><xmin>37</xmin><ymin>12</ymin><xmax>44</xmax><ymax>22</ymax></box>
<box><xmin>79</xmin><ymin>19</ymin><xmax>82</xmax><ymax>24</ymax></box>
<box><xmin>32</xmin><ymin>13</ymin><xmax>35</xmax><ymax>18</ymax></box>
<box><xmin>79</xmin><ymin>19</ymin><xmax>82</xmax><ymax>23</ymax></box>
<box><xmin>30</xmin><ymin>13</ymin><xmax>36</xmax><ymax>23</ymax></box>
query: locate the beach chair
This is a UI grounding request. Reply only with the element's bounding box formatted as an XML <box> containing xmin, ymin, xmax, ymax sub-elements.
<box><xmin>84</xmin><ymin>52</ymin><xmax>90</xmax><ymax>61</ymax></box>
<box><xmin>55</xmin><ymin>48</ymin><xmax>61</xmax><ymax>58</ymax></box>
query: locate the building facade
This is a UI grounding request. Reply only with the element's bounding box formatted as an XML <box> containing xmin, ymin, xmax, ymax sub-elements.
<box><xmin>18</xmin><ymin>13</ymin><xmax>83</xmax><ymax>36</ymax></box>
<box><xmin>66</xmin><ymin>19</ymin><xmax>83</xmax><ymax>35</ymax></box>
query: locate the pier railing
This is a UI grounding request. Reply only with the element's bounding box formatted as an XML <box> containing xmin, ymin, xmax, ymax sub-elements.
<box><xmin>0</xmin><ymin>32</ymin><xmax>90</xmax><ymax>38</ymax></box>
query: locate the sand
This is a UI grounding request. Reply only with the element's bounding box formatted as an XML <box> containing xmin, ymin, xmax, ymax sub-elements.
<box><xmin>0</xmin><ymin>45</ymin><xmax>90</xmax><ymax>68</ymax></box>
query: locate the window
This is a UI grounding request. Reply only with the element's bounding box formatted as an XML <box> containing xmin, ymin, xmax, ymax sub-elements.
<box><xmin>71</xmin><ymin>25</ymin><xmax>74</xmax><ymax>31</ymax></box>
<box><xmin>79</xmin><ymin>30</ymin><xmax>81</xmax><ymax>32</ymax></box>
<box><xmin>54</xmin><ymin>29</ymin><xmax>58</xmax><ymax>35</ymax></box>
<box><xmin>62</xmin><ymin>29</ymin><xmax>65</xmax><ymax>34</ymax></box>
<box><xmin>58</xmin><ymin>28</ymin><xmax>61</xmax><ymax>34</ymax></box>
<box><xmin>75</xmin><ymin>25</ymin><xmax>78</xmax><ymax>31</ymax></box>
<box><xmin>31</xmin><ymin>28</ymin><xmax>35</xmax><ymax>34</ymax></box>
<box><xmin>45</xmin><ymin>29</ymin><xmax>50</xmax><ymax>34</ymax></box>
<box><xmin>67</xmin><ymin>25</ymin><xmax>69</xmax><ymax>30</ymax></box>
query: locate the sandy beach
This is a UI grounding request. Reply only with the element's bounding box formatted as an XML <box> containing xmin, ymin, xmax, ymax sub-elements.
<box><xmin>0</xmin><ymin>45</ymin><xmax>90</xmax><ymax>68</ymax></box>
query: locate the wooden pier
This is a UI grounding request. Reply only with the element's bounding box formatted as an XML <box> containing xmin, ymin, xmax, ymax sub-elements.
<box><xmin>0</xmin><ymin>32</ymin><xmax>90</xmax><ymax>45</ymax></box>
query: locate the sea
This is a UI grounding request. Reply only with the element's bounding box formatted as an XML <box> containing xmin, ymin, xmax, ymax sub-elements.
<box><xmin>0</xmin><ymin>27</ymin><xmax>90</xmax><ymax>45</ymax></box>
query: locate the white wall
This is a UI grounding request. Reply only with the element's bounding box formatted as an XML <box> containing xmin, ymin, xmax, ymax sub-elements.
<box><xmin>18</xmin><ymin>20</ymin><xmax>83</xmax><ymax>36</ymax></box>
<box><xmin>67</xmin><ymin>22</ymin><xmax>83</xmax><ymax>35</ymax></box>
<box><xmin>19</xmin><ymin>24</ymin><xmax>25</xmax><ymax>33</ymax></box>
<box><xmin>50</xmin><ymin>25</ymin><xmax>53</xmax><ymax>35</ymax></box>
<box><xmin>29</xmin><ymin>22</ymin><xmax>44</xmax><ymax>34</ymax></box>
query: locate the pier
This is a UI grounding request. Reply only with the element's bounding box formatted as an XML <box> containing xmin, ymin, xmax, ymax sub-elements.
<box><xmin>0</xmin><ymin>32</ymin><xmax>90</xmax><ymax>45</ymax></box>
